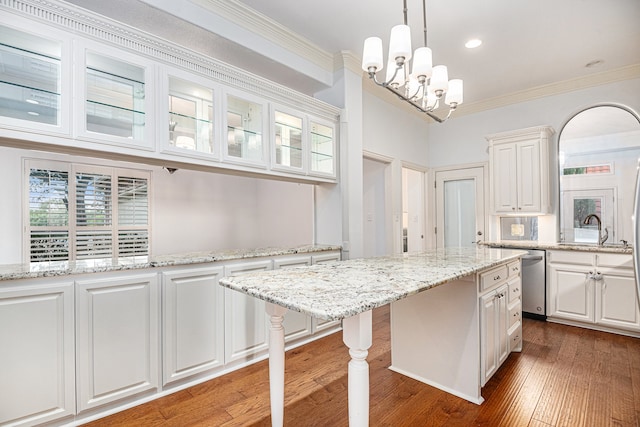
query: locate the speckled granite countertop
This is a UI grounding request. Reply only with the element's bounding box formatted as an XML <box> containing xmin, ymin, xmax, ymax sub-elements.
<box><xmin>219</xmin><ymin>247</ymin><xmax>526</xmax><ymax>321</ymax></box>
<box><xmin>0</xmin><ymin>244</ymin><xmax>342</xmax><ymax>281</ymax></box>
<box><xmin>483</xmin><ymin>241</ymin><xmax>632</xmax><ymax>254</ymax></box>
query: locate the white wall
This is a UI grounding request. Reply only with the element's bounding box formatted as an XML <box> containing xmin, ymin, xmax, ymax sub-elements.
<box><xmin>362</xmin><ymin>90</ymin><xmax>429</xmax><ymax>163</ymax></box>
<box><xmin>426</xmin><ymin>78</ymin><xmax>640</xmax><ymax>241</ymax></box>
<box><xmin>427</xmin><ymin>78</ymin><xmax>640</xmax><ymax>169</ymax></box>
<box><xmin>0</xmin><ymin>146</ymin><xmax>314</xmax><ymax>263</ymax></box>
<box><xmin>152</xmin><ymin>167</ymin><xmax>314</xmax><ymax>255</ymax></box>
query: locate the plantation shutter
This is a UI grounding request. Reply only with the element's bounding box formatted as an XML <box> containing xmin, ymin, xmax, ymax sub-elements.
<box><xmin>75</xmin><ymin>170</ymin><xmax>113</xmax><ymax>259</ymax></box>
<box><xmin>26</xmin><ymin>160</ymin><xmax>150</xmax><ymax>262</ymax></box>
<box><xmin>117</xmin><ymin>175</ymin><xmax>149</xmax><ymax>257</ymax></box>
<box><xmin>28</xmin><ymin>165</ymin><xmax>70</xmax><ymax>262</ymax></box>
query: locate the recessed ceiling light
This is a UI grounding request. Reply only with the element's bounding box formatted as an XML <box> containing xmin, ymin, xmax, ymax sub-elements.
<box><xmin>585</xmin><ymin>59</ymin><xmax>604</xmax><ymax>68</ymax></box>
<box><xmin>25</xmin><ymin>99</ymin><xmax>39</xmax><ymax>105</ymax></box>
<box><xmin>465</xmin><ymin>39</ymin><xmax>482</xmax><ymax>49</ymax></box>
<box><xmin>27</xmin><ymin>111</ymin><xmax>40</xmax><ymax>116</ymax></box>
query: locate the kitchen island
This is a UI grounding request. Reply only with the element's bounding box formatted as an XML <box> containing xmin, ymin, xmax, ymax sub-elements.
<box><xmin>219</xmin><ymin>247</ymin><xmax>526</xmax><ymax>427</ymax></box>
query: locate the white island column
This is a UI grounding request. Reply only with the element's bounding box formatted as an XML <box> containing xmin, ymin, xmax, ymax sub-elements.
<box><xmin>266</xmin><ymin>302</ymin><xmax>288</xmax><ymax>427</ymax></box>
<box><xmin>342</xmin><ymin>310</ymin><xmax>373</xmax><ymax>427</ymax></box>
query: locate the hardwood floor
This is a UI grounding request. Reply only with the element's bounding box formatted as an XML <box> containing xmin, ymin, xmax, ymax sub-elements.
<box><xmin>84</xmin><ymin>306</ymin><xmax>640</xmax><ymax>426</ymax></box>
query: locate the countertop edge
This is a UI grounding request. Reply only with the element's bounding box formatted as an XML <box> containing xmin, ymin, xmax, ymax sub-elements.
<box><xmin>482</xmin><ymin>241</ymin><xmax>633</xmax><ymax>254</ymax></box>
<box><xmin>0</xmin><ymin>245</ymin><xmax>342</xmax><ymax>282</ymax></box>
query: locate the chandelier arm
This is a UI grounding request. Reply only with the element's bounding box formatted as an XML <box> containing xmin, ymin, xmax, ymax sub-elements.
<box><xmin>382</xmin><ymin>84</ymin><xmax>456</xmax><ymax>123</ymax></box>
<box><xmin>368</xmin><ymin>63</ymin><xmax>404</xmax><ymax>88</ymax></box>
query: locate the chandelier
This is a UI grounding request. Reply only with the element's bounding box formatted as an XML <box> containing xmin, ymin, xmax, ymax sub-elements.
<box><xmin>361</xmin><ymin>0</ymin><xmax>463</xmax><ymax>123</ymax></box>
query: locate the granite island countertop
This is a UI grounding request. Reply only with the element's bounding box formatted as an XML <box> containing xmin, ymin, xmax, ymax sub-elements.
<box><xmin>0</xmin><ymin>244</ymin><xmax>342</xmax><ymax>281</ymax></box>
<box><xmin>219</xmin><ymin>247</ymin><xmax>526</xmax><ymax>321</ymax></box>
<box><xmin>482</xmin><ymin>241</ymin><xmax>633</xmax><ymax>254</ymax></box>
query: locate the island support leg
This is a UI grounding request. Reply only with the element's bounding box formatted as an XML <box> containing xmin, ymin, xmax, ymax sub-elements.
<box><xmin>266</xmin><ymin>302</ymin><xmax>288</xmax><ymax>427</ymax></box>
<box><xmin>342</xmin><ymin>310</ymin><xmax>373</xmax><ymax>427</ymax></box>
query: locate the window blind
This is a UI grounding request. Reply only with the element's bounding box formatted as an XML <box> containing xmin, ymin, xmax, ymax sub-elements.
<box><xmin>26</xmin><ymin>161</ymin><xmax>150</xmax><ymax>262</ymax></box>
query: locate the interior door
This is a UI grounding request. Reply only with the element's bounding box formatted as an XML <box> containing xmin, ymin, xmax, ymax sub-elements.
<box><xmin>402</xmin><ymin>167</ymin><xmax>426</xmax><ymax>253</ymax></box>
<box><xmin>435</xmin><ymin>166</ymin><xmax>486</xmax><ymax>248</ymax></box>
<box><xmin>363</xmin><ymin>157</ymin><xmax>391</xmax><ymax>257</ymax></box>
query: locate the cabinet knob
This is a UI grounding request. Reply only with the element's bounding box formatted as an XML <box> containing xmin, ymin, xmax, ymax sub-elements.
<box><xmin>494</xmin><ymin>275</ymin><xmax>501</xmax><ymax>281</ymax></box>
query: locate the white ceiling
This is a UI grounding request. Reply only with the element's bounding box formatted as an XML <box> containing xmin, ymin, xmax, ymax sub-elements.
<box><xmin>66</xmin><ymin>0</ymin><xmax>640</xmax><ymax>108</ymax></box>
<box><xmin>234</xmin><ymin>0</ymin><xmax>640</xmax><ymax>104</ymax></box>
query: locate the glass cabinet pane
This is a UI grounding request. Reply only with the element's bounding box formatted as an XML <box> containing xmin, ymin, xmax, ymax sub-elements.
<box><xmin>310</xmin><ymin>121</ymin><xmax>334</xmax><ymax>175</ymax></box>
<box><xmin>274</xmin><ymin>111</ymin><xmax>303</xmax><ymax>168</ymax></box>
<box><xmin>168</xmin><ymin>77</ymin><xmax>214</xmax><ymax>154</ymax></box>
<box><xmin>0</xmin><ymin>25</ymin><xmax>61</xmax><ymax>125</ymax></box>
<box><xmin>227</xmin><ymin>95</ymin><xmax>263</xmax><ymax>162</ymax></box>
<box><xmin>85</xmin><ymin>52</ymin><xmax>145</xmax><ymax>139</ymax></box>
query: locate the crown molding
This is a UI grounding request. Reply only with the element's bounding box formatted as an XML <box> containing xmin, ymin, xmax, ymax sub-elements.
<box><xmin>457</xmin><ymin>64</ymin><xmax>640</xmax><ymax>117</ymax></box>
<box><xmin>335</xmin><ymin>51</ymin><xmax>362</xmax><ymax>76</ymax></box>
<box><xmin>191</xmin><ymin>0</ymin><xmax>334</xmax><ymax>73</ymax></box>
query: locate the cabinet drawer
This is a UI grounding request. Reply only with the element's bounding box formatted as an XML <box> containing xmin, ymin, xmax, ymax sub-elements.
<box><xmin>508</xmin><ymin>301</ymin><xmax>522</xmax><ymax>328</ymax></box>
<box><xmin>508</xmin><ymin>279</ymin><xmax>521</xmax><ymax>303</ymax></box>
<box><xmin>479</xmin><ymin>265</ymin><xmax>508</xmax><ymax>292</ymax></box>
<box><xmin>548</xmin><ymin>250</ymin><xmax>595</xmax><ymax>266</ymax></box>
<box><xmin>508</xmin><ymin>322</ymin><xmax>522</xmax><ymax>350</ymax></box>
<box><xmin>507</xmin><ymin>261</ymin><xmax>521</xmax><ymax>277</ymax></box>
<box><xmin>597</xmin><ymin>253</ymin><xmax>633</xmax><ymax>269</ymax></box>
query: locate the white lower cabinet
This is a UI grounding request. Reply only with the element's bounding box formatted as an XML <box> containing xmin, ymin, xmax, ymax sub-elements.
<box><xmin>162</xmin><ymin>266</ymin><xmax>225</xmax><ymax>386</ymax></box>
<box><xmin>0</xmin><ymin>281</ymin><xmax>76</xmax><ymax>426</ymax></box>
<box><xmin>479</xmin><ymin>260</ymin><xmax>522</xmax><ymax>386</ymax></box>
<box><xmin>548</xmin><ymin>250</ymin><xmax>639</xmax><ymax>334</ymax></box>
<box><xmin>224</xmin><ymin>260</ymin><xmax>272</xmax><ymax>365</ymax></box>
<box><xmin>75</xmin><ymin>273</ymin><xmax>159</xmax><ymax>412</ymax></box>
<box><xmin>480</xmin><ymin>283</ymin><xmax>508</xmax><ymax>386</ymax></box>
<box><xmin>0</xmin><ymin>250</ymin><xmax>342</xmax><ymax>425</ymax></box>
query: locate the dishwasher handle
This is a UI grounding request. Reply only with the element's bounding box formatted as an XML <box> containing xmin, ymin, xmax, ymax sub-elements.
<box><xmin>521</xmin><ymin>255</ymin><xmax>544</xmax><ymax>261</ymax></box>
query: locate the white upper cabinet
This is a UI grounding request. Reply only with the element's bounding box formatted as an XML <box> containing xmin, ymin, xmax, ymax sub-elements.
<box><xmin>271</xmin><ymin>106</ymin><xmax>305</xmax><ymax>174</ymax></box>
<box><xmin>223</xmin><ymin>90</ymin><xmax>269</xmax><ymax>168</ymax></box>
<box><xmin>309</xmin><ymin>119</ymin><xmax>336</xmax><ymax>178</ymax></box>
<box><xmin>75</xmin><ymin>42</ymin><xmax>156</xmax><ymax>150</ymax></box>
<box><xmin>160</xmin><ymin>67</ymin><xmax>219</xmax><ymax>160</ymax></box>
<box><xmin>0</xmin><ymin>17</ymin><xmax>72</xmax><ymax>136</ymax></box>
<box><xmin>0</xmin><ymin>1</ymin><xmax>340</xmax><ymax>183</ymax></box>
<box><xmin>487</xmin><ymin>126</ymin><xmax>554</xmax><ymax>214</ymax></box>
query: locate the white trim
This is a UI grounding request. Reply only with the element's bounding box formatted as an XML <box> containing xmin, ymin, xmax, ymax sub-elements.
<box><xmin>190</xmin><ymin>0</ymin><xmax>333</xmax><ymax>72</ymax></box>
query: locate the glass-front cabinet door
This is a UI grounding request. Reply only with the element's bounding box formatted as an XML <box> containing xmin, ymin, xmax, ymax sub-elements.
<box><xmin>0</xmin><ymin>21</ymin><xmax>70</xmax><ymax>134</ymax></box>
<box><xmin>167</xmin><ymin>76</ymin><xmax>214</xmax><ymax>156</ymax></box>
<box><xmin>272</xmin><ymin>108</ymin><xmax>304</xmax><ymax>173</ymax></box>
<box><xmin>224</xmin><ymin>93</ymin><xmax>266</xmax><ymax>166</ymax></box>
<box><xmin>77</xmin><ymin>43</ymin><xmax>155</xmax><ymax>149</ymax></box>
<box><xmin>309</xmin><ymin>120</ymin><xmax>336</xmax><ymax>177</ymax></box>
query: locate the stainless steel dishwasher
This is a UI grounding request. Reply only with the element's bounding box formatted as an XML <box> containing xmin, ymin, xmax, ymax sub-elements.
<box><xmin>520</xmin><ymin>249</ymin><xmax>546</xmax><ymax>319</ymax></box>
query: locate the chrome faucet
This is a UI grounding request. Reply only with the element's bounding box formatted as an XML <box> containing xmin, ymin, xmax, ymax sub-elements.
<box><xmin>583</xmin><ymin>214</ymin><xmax>608</xmax><ymax>245</ymax></box>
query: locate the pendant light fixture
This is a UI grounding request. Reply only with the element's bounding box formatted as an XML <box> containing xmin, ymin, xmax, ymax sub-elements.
<box><xmin>362</xmin><ymin>0</ymin><xmax>463</xmax><ymax>123</ymax></box>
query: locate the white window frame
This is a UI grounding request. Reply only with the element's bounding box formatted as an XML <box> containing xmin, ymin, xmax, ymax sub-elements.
<box><xmin>24</xmin><ymin>158</ymin><xmax>151</xmax><ymax>263</ymax></box>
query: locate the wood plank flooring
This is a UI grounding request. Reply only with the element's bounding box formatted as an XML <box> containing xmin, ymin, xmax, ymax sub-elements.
<box><xmin>84</xmin><ymin>306</ymin><xmax>640</xmax><ymax>426</ymax></box>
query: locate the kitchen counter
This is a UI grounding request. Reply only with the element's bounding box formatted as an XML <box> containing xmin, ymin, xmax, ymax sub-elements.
<box><xmin>219</xmin><ymin>247</ymin><xmax>526</xmax><ymax>426</ymax></box>
<box><xmin>483</xmin><ymin>240</ymin><xmax>632</xmax><ymax>254</ymax></box>
<box><xmin>219</xmin><ymin>246</ymin><xmax>525</xmax><ymax>321</ymax></box>
<box><xmin>0</xmin><ymin>244</ymin><xmax>342</xmax><ymax>281</ymax></box>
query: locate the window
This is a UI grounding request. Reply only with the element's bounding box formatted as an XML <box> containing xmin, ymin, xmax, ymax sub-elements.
<box><xmin>26</xmin><ymin>159</ymin><xmax>150</xmax><ymax>262</ymax></box>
